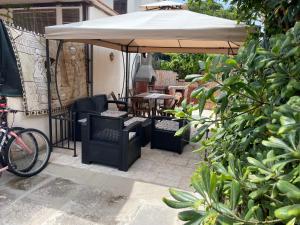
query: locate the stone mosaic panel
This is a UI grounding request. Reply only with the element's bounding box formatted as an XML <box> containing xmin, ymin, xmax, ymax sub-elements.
<box><xmin>5</xmin><ymin>23</ymin><xmax>87</xmax><ymax>115</ymax></box>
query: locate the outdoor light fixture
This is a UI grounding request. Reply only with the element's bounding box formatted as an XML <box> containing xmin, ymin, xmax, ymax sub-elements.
<box><xmin>69</xmin><ymin>46</ymin><xmax>77</xmax><ymax>59</ymax></box>
<box><xmin>142</xmin><ymin>53</ymin><xmax>147</xmax><ymax>58</ymax></box>
<box><xmin>109</xmin><ymin>52</ymin><xmax>114</xmax><ymax>61</ymax></box>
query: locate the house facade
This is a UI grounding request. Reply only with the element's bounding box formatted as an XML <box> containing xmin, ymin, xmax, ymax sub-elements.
<box><xmin>102</xmin><ymin>0</ymin><xmax>164</xmax><ymax>14</ymax></box>
<box><xmin>0</xmin><ymin>0</ymin><xmax>125</xmax><ymax>135</ymax></box>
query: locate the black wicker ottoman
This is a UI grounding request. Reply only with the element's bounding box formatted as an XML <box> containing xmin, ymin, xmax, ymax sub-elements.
<box><xmin>151</xmin><ymin>116</ymin><xmax>190</xmax><ymax>154</ymax></box>
<box><xmin>125</xmin><ymin>117</ymin><xmax>151</xmax><ymax>147</ymax></box>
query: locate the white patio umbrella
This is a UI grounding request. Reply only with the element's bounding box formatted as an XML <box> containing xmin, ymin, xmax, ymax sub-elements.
<box><xmin>45</xmin><ymin>10</ymin><xmax>250</xmax><ymax>54</ymax></box>
<box><xmin>140</xmin><ymin>0</ymin><xmax>188</xmax><ymax>10</ymax></box>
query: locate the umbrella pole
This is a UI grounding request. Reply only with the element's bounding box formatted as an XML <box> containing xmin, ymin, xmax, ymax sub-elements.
<box><xmin>125</xmin><ymin>47</ymin><xmax>130</xmax><ymax>103</ymax></box>
<box><xmin>46</xmin><ymin>39</ymin><xmax>53</xmax><ymax>149</ymax></box>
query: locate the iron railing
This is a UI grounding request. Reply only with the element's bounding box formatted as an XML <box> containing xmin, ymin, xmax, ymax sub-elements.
<box><xmin>51</xmin><ymin>110</ymin><xmax>77</xmax><ymax>157</ymax></box>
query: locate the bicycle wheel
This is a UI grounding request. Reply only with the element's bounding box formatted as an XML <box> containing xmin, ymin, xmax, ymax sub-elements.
<box><xmin>1</xmin><ymin>127</ymin><xmax>25</xmax><ymax>168</ymax></box>
<box><xmin>12</xmin><ymin>128</ymin><xmax>39</xmax><ymax>173</ymax></box>
<box><xmin>4</xmin><ymin>128</ymin><xmax>51</xmax><ymax>177</ymax></box>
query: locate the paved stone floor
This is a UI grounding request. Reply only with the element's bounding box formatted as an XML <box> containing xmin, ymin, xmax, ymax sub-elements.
<box><xmin>0</xmin><ymin>111</ymin><xmax>210</xmax><ymax>225</ymax></box>
<box><xmin>50</xmin><ymin>143</ymin><xmax>203</xmax><ymax>191</ymax></box>
<box><xmin>0</xmin><ymin>163</ymin><xmax>185</xmax><ymax>225</ymax></box>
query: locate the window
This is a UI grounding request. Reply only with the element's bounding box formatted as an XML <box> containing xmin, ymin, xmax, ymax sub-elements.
<box><xmin>12</xmin><ymin>9</ymin><xmax>56</xmax><ymax>34</ymax></box>
<box><xmin>62</xmin><ymin>8</ymin><xmax>80</xmax><ymax>24</ymax></box>
<box><xmin>12</xmin><ymin>7</ymin><xmax>81</xmax><ymax>34</ymax></box>
<box><xmin>114</xmin><ymin>0</ymin><xmax>127</xmax><ymax>14</ymax></box>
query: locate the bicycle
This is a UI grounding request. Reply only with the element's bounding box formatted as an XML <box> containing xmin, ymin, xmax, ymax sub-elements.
<box><xmin>0</xmin><ymin>108</ymin><xmax>51</xmax><ymax>177</ymax></box>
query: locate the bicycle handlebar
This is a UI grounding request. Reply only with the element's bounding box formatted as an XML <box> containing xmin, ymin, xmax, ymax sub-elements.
<box><xmin>0</xmin><ymin>108</ymin><xmax>25</xmax><ymax>113</ymax></box>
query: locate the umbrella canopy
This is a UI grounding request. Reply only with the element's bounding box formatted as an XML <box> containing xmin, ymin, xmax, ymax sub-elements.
<box><xmin>140</xmin><ymin>0</ymin><xmax>188</xmax><ymax>10</ymax></box>
<box><xmin>45</xmin><ymin>10</ymin><xmax>250</xmax><ymax>54</ymax></box>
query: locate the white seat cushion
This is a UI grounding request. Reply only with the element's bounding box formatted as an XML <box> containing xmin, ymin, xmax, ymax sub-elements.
<box><xmin>101</xmin><ymin>110</ymin><xmax>127</xmax><ymax>117</ymax></box>
<box><xmin>155</xmin><ymin>120</ymin><xmax>179</xmax><ymax>131</ymax></box>
<box><xmin>124</xmin><ymin>117</ymin><xmax>147</xmax><ymax>127</ymax></box>
<box><xmin>129</xmin><ymin>132</ymin><xmax>136</xmax><ymax>140</ymax></box>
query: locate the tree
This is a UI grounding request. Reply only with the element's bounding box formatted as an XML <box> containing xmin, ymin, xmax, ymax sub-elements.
<box><xmin>164</xmin><ymin>20</ymin><xmax>300</xmax><ymax>225</ymax></box>
<box><xmin>188</xmin><ymin>0</ymin><xmax>238</xmax><ymax>20</ymax></box>
<box><xmin>230</xmin><ymin>0</ymin><xmax>300</xmax><ymax>35</ymax></box>
<box><xmin>191</xmin><ymin>0</ymin><xmax>300</xmax><ymax>36</ymax></box>
<box><xmin>160</xmin><ymin>54</ymin><xmax>207</xmax><ymax>79</ymax></box>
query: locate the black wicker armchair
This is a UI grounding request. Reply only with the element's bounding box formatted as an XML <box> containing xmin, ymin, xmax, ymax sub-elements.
<box><xmin>124</xmin><ymin>117</ymin><xmax>151</xmax><ymax>147</ymax></box>
<box><xmin>81</xmin><ymin>114</ymin><xmax>141</xmax><ymax>171</ymax></box>
<box><xmin>71</xmin><ymin>94</ymin><xmax>127</xmax><ymax>141</ymax></box>
<box><xmin>151</xmin><ymin>116</ymin><xmax>190</xmax><ymax>154</ymax></box>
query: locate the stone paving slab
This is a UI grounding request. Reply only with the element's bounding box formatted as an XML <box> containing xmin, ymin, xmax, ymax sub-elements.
<box><xmin>0</xmin><ymin>163</ymin><xmax>183</xmax><ymax>225</ymax></box>
<box><xmin>51</xmin><ymin>143</ymin><xmax>202</xmax><ymax>191</ymax></box>
<box><xmin>0</xmin><ymin>188</ymin><xmax>19</xmax><ymax>211</ymax></box>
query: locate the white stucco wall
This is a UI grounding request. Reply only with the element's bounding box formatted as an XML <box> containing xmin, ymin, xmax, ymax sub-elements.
<box><xmin>89</xmin><ymin>6</ymin><xmax>124</xmax><ymax>97</ymax></box>
<box><xmin>7</xmin><ymin>97</ymin><xmax>50</xmax><ymax>136</ymax></box>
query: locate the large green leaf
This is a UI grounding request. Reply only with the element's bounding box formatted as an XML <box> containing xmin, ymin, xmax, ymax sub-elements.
<box><xmin>244</xmin><ymin>205</ymin><xmax>259</xmax><ymax>221</ymax></box>
<box><xmin>223</xmin><ymin>76</ymin><xmax>239</xmax><ymax>86</ymax></box>
<box><xmin>247</xmin><ymin>157</ymin><xmax>270</xmax><ymax>171</ymax></box>
<box><xmin>198</xmin><ymin>95</ymin><xmax>206</xmax><ymax>116</ymax></box>
<box><xmin>231</xmin><ymin>104</ymin><xmax>250</xmax><ymax>112</ymax></box>
<box><xmin>249</xmin><ymin>185</ymin><xmax>269</xmax><ymax>200</ymax></box>
<box><xmin>212</xmin><ymin>203</ymin><xmax>236</xmax><ymax>217</ymax></box>
<box><xmin>162</xmin><ymin>198</ymin><xmax>194</xmax><ymax>209</ymax></box>
<box><xmin>185</xmin><ymin>74</ymin><xmax>202</xmax><ymax>81</ymax></box>
<box><xmin>276</xmin><ymin>180</ymin><xmax>300</xmax><ymax>200</ymax></box>
<box><xmin>286</xmin><ymin>218</ymin><xmax>296</xmax><ymax>225</ymax></box>
<box><xmin>262</xmin><ymin>137</ymin><xmax>295</xmax><ymax>152</ymax></box>
<box><xmin>175</xmin><ymin>124</ymin><xmax>189</xmax><ymax>137</ymax></box>
<box><xmin>206</xmin><ymin>86</ymin><xmax>220</xmax><ymax>100</ymax></box>
<box><xmin>191</xmin><ymin>175</ymin><xmax>206</xmax><ymax>198</ymax></box>
<box><xmin>278</xmin><ymin>124</ymin><xmax>300</xmax><ymax>134</ymax></box>
<box><xmin>275</xmin><ymin>204</ymin><xmax>300</xmax><ymax>220</ymax></box>
<box><xmin>169</xmin><ymin>188</ymin><xmax>198</xmax><ymax>202</ymax></box>
<box><xmin>212</xmin><ymin>162</ymin><xmax>230</xmax><ymax>177</ymax></box>
<box><xmin>191</xmin><ymin>87</ymin><xmax>204</xmax><ymax>98</ymax></box>
<box><xmin>178</xmin><ymin>210</ymin><xmax>204</xmax><ymax>221</ymax></box>
<box><xmin>225</xmin><ymin>58</ymin><xmax>238</xmax><ymax>66</ymax></box>
<box><xmin>285</xmin><ymin>46</ymin><xmax>300</xmax><ymax>58</ymax></box>
<box><xmin>230</xmin><ymin>180</ymin><xmax>240</xmax><ymax>210</ymax></box>
<box><xmin>280</xmin><ymin>116</ymin><xmax>296</xmax><ymax>126</ymax></box>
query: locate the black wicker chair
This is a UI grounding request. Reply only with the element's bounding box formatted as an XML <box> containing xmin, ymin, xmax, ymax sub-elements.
<box><xmin>81</xmin><ymin>114</ymin><xmax>141</xmax><ymax>171</ymax></box>
<box><xmin>71</xmin><ymin>94</ymin><xmax>127</xmax><ymax>141</ymax></box>
<box><xmin>151</xmin><ymin>116</ymin><xmax>190</xmax><ymax>154</ymax></box>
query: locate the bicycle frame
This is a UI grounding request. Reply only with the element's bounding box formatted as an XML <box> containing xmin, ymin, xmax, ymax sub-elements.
<box><xmin>9</xmin><ymin>131</ymin><xmax>34</xmax><ymax>155</ymax></box>
<box><xmin>0</xmin><ymin>166</ymin><xmax>8</xmax><ymax>173</ymax></box>
<box><xmin>0</xmin><ymin>110</ymin><xmax>34</xmax><ymax>175</ymax></box>
<box><xmin>0</xmin><ymin>127</ymin><xmax>9</xmax><ymax>174</ymax></box>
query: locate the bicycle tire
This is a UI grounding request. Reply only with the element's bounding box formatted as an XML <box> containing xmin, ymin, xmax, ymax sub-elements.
<box><xmin>4</xmin><ymin>128</ymin><xmax>51</xmax><ymax>177</ymax></box>
<box><xmin>1</xmin><ymin>127</ymin><xmax>25</xmax><ymax>168</ymax></box>
<box><xmin>11</xmin><ymin>129</ymin><xmax>39</xmax><ymax>173</ymax></box>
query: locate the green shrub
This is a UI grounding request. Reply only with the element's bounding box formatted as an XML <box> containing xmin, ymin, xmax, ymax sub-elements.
<box><xmin>160</xmin><ymin>53</ymin><xmax>207</xmax><ymax>79</ymax></box>
<box><xmin>164</xmin><ymin>22</ymin><xmax>300</xmax><ymax>225</ymax></box>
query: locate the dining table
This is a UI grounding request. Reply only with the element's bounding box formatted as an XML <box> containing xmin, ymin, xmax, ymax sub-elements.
<box><xmin>131</xmin><ymin>92</ymin><xmax>175</xmax><ymax>116</ymax></box>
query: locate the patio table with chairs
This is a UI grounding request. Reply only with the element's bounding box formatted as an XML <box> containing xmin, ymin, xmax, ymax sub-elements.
<box><xmin>131</xmin><ymin>92</ymin><xmax>176</xmax><ymax>117</ymax></box>
<box><xmin>69</xmin><ymin>92</ymin><xmax>190</xmax><ymax>171</ymax></box>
